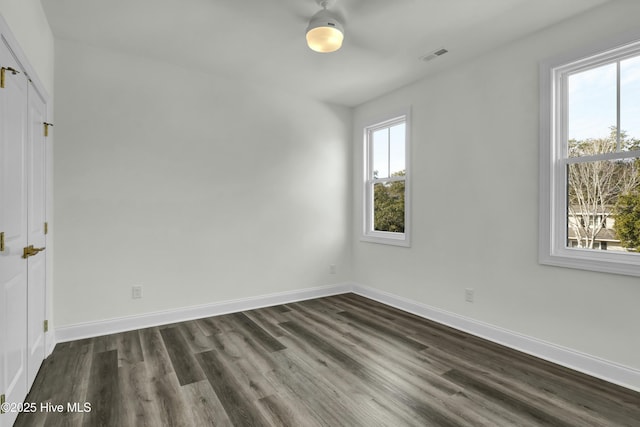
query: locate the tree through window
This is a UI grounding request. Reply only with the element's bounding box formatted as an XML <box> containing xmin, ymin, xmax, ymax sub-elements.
<box><xmin>540</xmin><ymin>36</ymin><xmax>640</xmax><ymax>275</ymax></box>
<box><xmin>566</xmin><ymin>56</ymin><xmax>640</xmax><ymax>252</ymax></box>
<box><xmin>363</xmin><ymin>113</ymin><xmax>410</xmax><ymax>246</ymax></box>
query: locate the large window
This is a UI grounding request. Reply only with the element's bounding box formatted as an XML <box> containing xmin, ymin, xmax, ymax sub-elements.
<box><xmin>363</xmin><ymin>112</ymin><xmax>410</xmax><ymax>246</ymax></box>
<box><xmin>540</xmin><ymin>36</ymin><xmax>640</xmax><ymax>276</ymax></box>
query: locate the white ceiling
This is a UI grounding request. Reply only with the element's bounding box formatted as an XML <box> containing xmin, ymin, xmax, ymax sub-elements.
<box><xmin>42</xmin><ymin>0</ymin><xmax>610</xmax><ymax>106</ymax></box>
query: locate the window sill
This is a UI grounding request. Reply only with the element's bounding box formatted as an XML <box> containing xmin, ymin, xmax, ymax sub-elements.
<box><xmin>361</xmin><ymin>232</ymin><xmax>410</xmax><ymax>247</ymax></box>
<box><xmin>539</xmin><ymin>248</ymin><xmax>640</xmax><ymax>277</ymax></box>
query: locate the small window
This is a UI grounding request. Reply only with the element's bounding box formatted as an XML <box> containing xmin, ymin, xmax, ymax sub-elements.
<box><xmin>540</xmin><ymin>35</ymin><xmax>640</xmax><ymax>276</ymax></box>
<box><xmin>362</xmin><ymin>112</ymin><xmax>410</xmax><ymax>246</ymax></box>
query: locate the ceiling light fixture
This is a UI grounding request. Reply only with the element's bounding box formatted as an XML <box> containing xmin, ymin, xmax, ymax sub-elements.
<box><xmin>306</xmin><ymin>0</ymin><xmax>344</xmax><ymax>53</ymax></box>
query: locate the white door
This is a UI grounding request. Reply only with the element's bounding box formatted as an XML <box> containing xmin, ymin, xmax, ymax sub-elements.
<box><xmin>0</xmin><ymin>40</ymin><xmax>29</xmax><ymax>427</ymax></box>
<box><xmin>26</xmin><ymin>81</ymin><xmax>47</xmax><ymax>388</ymax></box>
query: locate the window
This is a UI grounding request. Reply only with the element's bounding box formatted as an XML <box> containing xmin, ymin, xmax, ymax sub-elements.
<box><xmin>363</xmin><ymin>112</ymin><xmax>410</xmax><ymax>246</ymax></box>
<box><xmin>540</xmin><ymin>35</ymin><xmax>640</xmax><ymax>276</ymax></box>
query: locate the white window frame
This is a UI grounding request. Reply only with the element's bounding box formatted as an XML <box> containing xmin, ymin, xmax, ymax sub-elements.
<box><xmin>540</xmin><ymin>34</ymin><xmax>640</xmax><ymax>276</ymax></box>
<box><xmin>362</xmin><ymin>110</ymin><xmax>411</xmax><ymax>247</ymax></box>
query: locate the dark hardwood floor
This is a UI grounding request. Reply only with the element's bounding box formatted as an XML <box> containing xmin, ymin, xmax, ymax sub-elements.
<box><xmin>15</xmin><ymin>293</ymin><xmax>640</xmax><ymax>426</ymax></box>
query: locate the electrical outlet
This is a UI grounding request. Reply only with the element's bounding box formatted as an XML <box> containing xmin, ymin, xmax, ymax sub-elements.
<box><xmin>465</xmin><ymin>288</ymin><xmax>474</xmax><ymax>303</ymax></box>
<box><xmin>329</xmin><ymin>264</ymin><xmax>337</xmax><ymax>274</ymax></box>
<box><xmin>132</xmin><ymin>285</ymin><xmax>143</xmax><ymax>299</ymax></box>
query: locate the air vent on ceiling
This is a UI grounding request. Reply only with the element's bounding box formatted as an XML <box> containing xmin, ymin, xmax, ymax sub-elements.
<box><xmin>420</xmin><ymin>48</ymin><xmax>448</xmax><ymax>62</ymax></box>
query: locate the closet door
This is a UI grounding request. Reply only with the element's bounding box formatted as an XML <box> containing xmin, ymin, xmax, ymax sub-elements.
<box><xmin>0</xmin><ymin>40</ymin><xmax>29</xmax><ymax>427</ymax></box>
<box><xmin>26</xmin><ymin>82</ymin><xmax>47</xmax><ymax>387</ymax></box>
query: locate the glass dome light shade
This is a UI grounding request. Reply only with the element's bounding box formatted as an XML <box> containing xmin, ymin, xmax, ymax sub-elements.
<box><xmin>306</xmin><ymin>10</ymin><xmax>344</xmax><ymax>53</ymax></box>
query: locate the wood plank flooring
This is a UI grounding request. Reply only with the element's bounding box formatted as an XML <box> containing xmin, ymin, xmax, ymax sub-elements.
<box><xmin>14</xmin><ymin>293</ymin><xmax>640</xmax><ymax>426</ymax></box>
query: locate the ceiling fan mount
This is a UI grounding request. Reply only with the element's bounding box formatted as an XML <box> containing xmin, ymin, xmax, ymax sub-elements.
<box><xmin>314</xmin><ymin>0</ymin><xmax>336</xmax><ymax>9</ymax></box>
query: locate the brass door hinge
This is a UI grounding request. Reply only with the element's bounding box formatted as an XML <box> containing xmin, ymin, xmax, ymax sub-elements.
<box><xmin>44</xmin><ymin>222</ymin><xmax>48</xmax><ymax>235</ymax></box>
<box><xmin>44</xmin><ymin>320</ymin><xmax>49</xmax><ymax>333</ymax></box>
<box><xmin>44</xmin><ymin>122</ymin><xmax>54</xmax><ymax>137</ymax></box>
<box><xmin>0</xmin><ymin>393</ymin><xmax>5</xmax><ymax>414</ymax></box>
<box><xmin>1</xmin><ymin>66</ymin><xmax>20</xmax><ymax>88</ymax></box>
<box><xmin>0</xmin><ymin>231</ymin><xmax>4</xmax><ymax>251</ymax></box>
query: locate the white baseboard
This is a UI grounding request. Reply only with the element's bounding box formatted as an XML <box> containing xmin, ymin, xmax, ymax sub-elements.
<box><xmin>54</xmin><ymin>281</ymin><xmax>640</xmax><ymax>392</ymax></box>
<box><xmin>55</xmin><ymin>283</ymin><xmax>352</xmax><ymax>343</ymax></box>
<box><xmin>352</xmin><ymin>283</ymin><xmax>640</xmax><ymax>393</ymax></box>
<box><xmin>46</xmin><ymin>336</ymin><xmax>56</xmax><ymax>357</ymax></box>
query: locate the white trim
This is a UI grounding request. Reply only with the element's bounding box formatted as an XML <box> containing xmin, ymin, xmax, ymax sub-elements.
<box><xmin>0</xmin><ymin>15</ymin><xmax>49</xmax><ymax>101</ymax></box>
<box><xmin>539</xmin><ymin>30</ymin><xmax>640</xmax><ymax>277</ymax></box>
<box><xmin>361</xmin><ymin>108</ymin><xmax>412</xmax><ymax>247</ymax></box>
<box><xmin>55</xmin><ymin>283</ymin><xmax>352</xmax><ymax>343</ymax></box>
<box><xmin>352</xmin><ymin>283</ymin><xmax>640</xmax><ymax>393</ymax></box>
<box><xmin>54</xmin><ymin>281</ymin><xmax>640</xmax><ymax>392</ymax></box>
<box><xmin>565</xmin><ymin>149</ymin><xmax>640</xmax><ymax>164</ymax></box>
<box><xmin>0</xmin><ymin>12</ymin><xmax>55</xmax><ymax>364</ymax></box>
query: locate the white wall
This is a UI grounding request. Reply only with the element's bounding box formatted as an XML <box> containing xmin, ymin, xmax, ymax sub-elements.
<box><xmin>353</xmin><ymin>1</ymin><xmax>640</xmax><ymax>372</ymax></box>
<box><xmin>53</xmin><ymin>39</ymin><xmax>352</xmax><ymax>327</ymax></box>
<box><xmin>33</xmin><ymin>0</ymin><xmax>640</xmax><ymax>384</ymax></box>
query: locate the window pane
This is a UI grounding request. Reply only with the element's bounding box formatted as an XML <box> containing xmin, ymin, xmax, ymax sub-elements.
<box><xmin>567</xmin><ymin>158</ymin><xmax>640</xmax><ymax>252</ymax></box>
<box><xmin>373</xmin><ymin>181</ymin><xmax>405</xmax><ymax>232</ymax></box>
<box><xmin>389</xmin><ymin>123</ymin><xmax>406</xmax><ymax>176</ymax></box>
<box><xmin>372</xmin><ymin>128</ymin><xmax>389</xmax><ymax>179</ymax></box>
<box><xmin>621</xmin><ymin>55</ymin><xmax>640</xmax><ymax>149</ymax></box>
<box><xmin>568</xmin><ymin>63</ymin><xmax>617</xmax><ymax>157</ymax></box>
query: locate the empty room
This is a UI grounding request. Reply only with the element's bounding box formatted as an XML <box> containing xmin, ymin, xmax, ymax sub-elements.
<box><xmin>1</xmin><ymin>0</ymin><xmax>640</xmax><ymax>426</ymax></box>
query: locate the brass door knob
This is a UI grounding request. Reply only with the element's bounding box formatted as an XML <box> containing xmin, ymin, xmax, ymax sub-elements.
<box><xmin>22</xmin><ymin>245</ymin><xmax>45</xmax><ymax>259</ymax></box>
